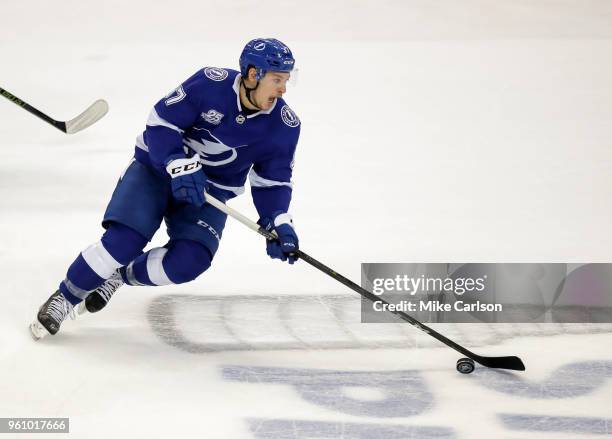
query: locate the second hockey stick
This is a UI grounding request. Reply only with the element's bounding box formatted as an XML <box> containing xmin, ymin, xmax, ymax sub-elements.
<box><xmin>205</xmin><ymin>193</ymin><xmax>526</xmax><ymax>372</ymax></box>
<box><xmin>0</xmin><ymin>86</ymin><xmax>108</xmax><ymax>134</ymax></box>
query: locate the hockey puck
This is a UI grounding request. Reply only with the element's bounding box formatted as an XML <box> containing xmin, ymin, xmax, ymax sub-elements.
<box><xmin>456</xmin><ymin>358</ymin><xmax>475</xmax><ymax>374</ymax></box>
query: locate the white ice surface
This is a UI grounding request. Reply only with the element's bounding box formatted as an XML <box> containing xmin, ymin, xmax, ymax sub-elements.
<box><xmin>1</xmin><ymin>1</ymin><xmax>612</xmax><ymax>438</ymax></box>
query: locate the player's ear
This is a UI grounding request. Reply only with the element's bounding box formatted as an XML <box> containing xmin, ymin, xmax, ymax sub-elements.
<box><xmin>248</xmin><ymin>66</ymin><xmax>257</xmax><ymax>81</ymax></box>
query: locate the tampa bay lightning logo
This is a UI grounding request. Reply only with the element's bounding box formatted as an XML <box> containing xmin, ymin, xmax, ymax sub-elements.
<box><xmin>204</xmin><ymin>67</ymin><xmax>229</xmax><ymax>81</ymax></box>
<box><xmin>281</xmin><ymin>105</ymin><xmax>300</xmax><ymax>128</ymax></box>
<box><xmin>254</xmin><ymin>42</ymin><xmax>266</xmax><ymax>51</ymax></box>
<box><xmin>184</xmin><ymin>128</ymin><xmax>245</xmax><ymax>166</ymax></box>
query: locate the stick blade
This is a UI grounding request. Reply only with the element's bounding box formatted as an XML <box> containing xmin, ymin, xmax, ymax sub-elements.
<box><xmin>65</xmin><ymin>99</ymin><xmax>109</xmax><ymax>134</ymax></box>
<box><xmin>474</xmin><ymin>355</ymin><xmax>525</xmax><ymax>371</ymax></box>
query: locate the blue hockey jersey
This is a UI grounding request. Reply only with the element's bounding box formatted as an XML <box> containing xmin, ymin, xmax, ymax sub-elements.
<box><xmin>133</xmin><ymin>67</ymin><xmax>300</xmax><ymax>219</ymax></box>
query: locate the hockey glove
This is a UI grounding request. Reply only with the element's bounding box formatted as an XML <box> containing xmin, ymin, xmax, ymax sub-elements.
<box><xmin>165</xmin><ymin>154</ymin><xmax>208</xmax><ymax>207</ymax></box>
<box><xmin>258</xmin><ymin>212</ymin><xmax>299</xmax><ymax>264</ymax></box>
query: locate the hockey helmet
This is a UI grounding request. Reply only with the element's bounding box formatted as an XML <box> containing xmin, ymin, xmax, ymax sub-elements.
<box><xmin>239</xmin><ymin>38</ymin><xmax>295</xmax><ymax>81</ymax></box>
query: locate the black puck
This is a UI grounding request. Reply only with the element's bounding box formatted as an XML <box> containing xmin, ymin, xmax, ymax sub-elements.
<box><xmin>456</xmin><ymin>357</ymin><xmax>475</xmax><ymax>374</ymax></box>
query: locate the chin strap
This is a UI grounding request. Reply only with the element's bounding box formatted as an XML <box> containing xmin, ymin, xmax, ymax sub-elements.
<box><xmin>240</xmin><ymin>77</ymin><xmax>261</xmax><ymax>110</ymax></box>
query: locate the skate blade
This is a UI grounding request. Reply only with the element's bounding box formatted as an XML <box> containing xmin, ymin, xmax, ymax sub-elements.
<box><xmin>29</xmin><ymin>320</ymin><xmax>50</xmax><ymax>341</ymax></box>
<box><xmin>76</xmin><ymin>301</ymin><xmax>89</xmax><ymax>316</ymax></box>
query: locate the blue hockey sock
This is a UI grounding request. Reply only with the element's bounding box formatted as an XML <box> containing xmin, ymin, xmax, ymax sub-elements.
<box><xmin>59</xmin><ymin>223</ymin><xmax>148</xmax><ymax>305</ymax></box>
<box><xmin>121</xmin><ymin>240</ymin><xmax>211</xmax><ymax>286</ymax></box>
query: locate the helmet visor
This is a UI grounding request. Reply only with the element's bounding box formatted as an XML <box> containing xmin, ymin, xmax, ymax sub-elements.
<box><xmin>261</xmin><ymin>69</ymin><xmax>299</xmax><ymax>88</ymax></box>
<box><xmin>286</xmin><ymin>68</ymin><xmax>298</xmax><ymax>87</ymax></box>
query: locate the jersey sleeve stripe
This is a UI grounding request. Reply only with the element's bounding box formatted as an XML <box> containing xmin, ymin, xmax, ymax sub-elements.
<box><xmin>146</xmin><ymin>108</ymin><xmax>185</xmax><ymax>134</ymax></box>
<box><xmin>208</xmin><ymin>180</ymin><xmax>246</xmax><ymax>196</ymax></box>
<box><xmin>135</xmin><ymin>133</ymin><xmax>149</xmax><ymax>151</ymax></box>
<box><xmin>248</xmin><ymin>169</ymin><xmax>293</xmax><ymax>189</ymax></box>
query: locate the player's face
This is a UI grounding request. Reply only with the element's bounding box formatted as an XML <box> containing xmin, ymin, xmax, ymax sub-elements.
<box><xmin>254</xmin><ymin>72</ymin><xmax>290</xmax><ymax>110</ymax></box>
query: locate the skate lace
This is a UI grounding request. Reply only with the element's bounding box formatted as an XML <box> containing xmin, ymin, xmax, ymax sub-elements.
<box><xmin>48</xmin><ymin>294</ymin><xmax>76</xmax><ymax>322</ymax></box>
<box><xmin>96</xmin><ymin>273</ymin><xmax>124</xmax><ymax>303</ymax></box>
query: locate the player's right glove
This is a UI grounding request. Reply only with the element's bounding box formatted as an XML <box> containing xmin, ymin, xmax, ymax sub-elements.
<box><xmin>165</xmin><ymin>154</ymin><xmax>208</xmax><ymax>207</ymax></box>
<box><xmin>258</xmin><ymin>212</ymin><xmax>299</xmax><ymax>264</ymax></box>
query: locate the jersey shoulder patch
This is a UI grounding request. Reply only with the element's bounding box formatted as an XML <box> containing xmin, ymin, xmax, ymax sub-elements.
<box><xmin>203</xmin><ymin>66</ymin><xmax>230</xmax><ymax>81</ymax></box>
<box><xmin>280</xmin><ymin>104</ymin><xmax>300</xmax><ymax>128</ymax></box>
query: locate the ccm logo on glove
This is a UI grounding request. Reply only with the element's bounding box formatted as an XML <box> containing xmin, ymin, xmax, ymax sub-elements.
<box><xmin>166</xmin><ymin>156</ymin><xmax>202</xmax><ymax>177</ymax></box>
<box><xmin>165</xmin><ymin>154</ymin><xmax>209</xmax><ymax>207</ymax></box>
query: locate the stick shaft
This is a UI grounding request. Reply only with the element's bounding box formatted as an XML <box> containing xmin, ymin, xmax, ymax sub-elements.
<box><xmin>204</xmin><ymin>192</ymin><xmax>525</xmax><ymax>371</ymax></box>
<box><xmin>0</xmin><ymin>87</ymin><xmax>66</xmax><ymax>132</ymax></box>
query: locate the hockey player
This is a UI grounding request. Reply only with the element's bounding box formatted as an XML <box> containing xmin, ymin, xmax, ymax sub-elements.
<box><xmin>30</xmin><ymin>38</ymin><xmax>301</xmax><ymax>339</ymax></box>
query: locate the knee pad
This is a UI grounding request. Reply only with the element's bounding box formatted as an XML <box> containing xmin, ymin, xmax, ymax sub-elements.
<box><xmin>162</xmin><ymin>240</ymin><xmax>212</xmax><ymax>284</ymax></box>
<box><xmin>101</xmin><ymin>222</ymin><xmax>149</xmax><ymax>265</ymax></box>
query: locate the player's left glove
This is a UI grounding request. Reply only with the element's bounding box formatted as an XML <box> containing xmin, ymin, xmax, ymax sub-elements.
<box><xmin>258</xmin><ymin>212</ymin><xmax>299</xmax><ymax>264</ymax></box>
<box><xmin>165</xmin><ymin>154</ymin><xmax>208</xmax><ymax>207</ymax></box>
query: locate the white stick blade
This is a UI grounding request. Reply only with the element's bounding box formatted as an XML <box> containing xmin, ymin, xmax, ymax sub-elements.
<box><xmin>65</xmin><ymin>99</ymin><xmax>109</xmax><ymax>134</ymax></box>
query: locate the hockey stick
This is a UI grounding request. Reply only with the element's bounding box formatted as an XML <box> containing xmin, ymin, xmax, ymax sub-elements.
<box><xmin>0</xmin><ymin>87</ymin><xmax>108</xmax><ymax>134</ymax></box>
<box><xmin>205</xmin><ymin>193</ymin><xmax>526</xmax><ymax>371</ymax></box>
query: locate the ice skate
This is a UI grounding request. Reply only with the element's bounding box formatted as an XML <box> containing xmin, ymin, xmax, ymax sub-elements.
<box><xmin>77</xmin><ymin>270</ymin><xmax>124</xmax><ymax>315</ymax></box>
<box><xmin>30</xmin><ymin>290</ymin><xmax>76</xmax><ymax>340</ymax></box>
